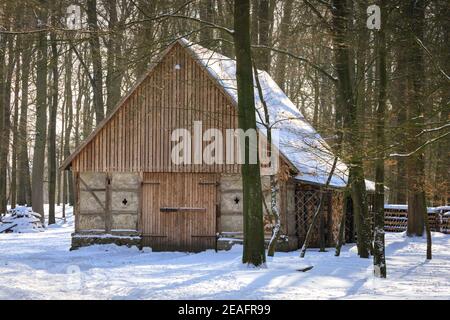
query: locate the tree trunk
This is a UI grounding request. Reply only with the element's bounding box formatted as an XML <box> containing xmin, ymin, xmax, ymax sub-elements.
<box><xmin>254</xmin><ymin>0</ymin><xmax>273</xmax><ymax>71</ymax></box>
<box><xmin>74</xmin><ymin>63</ymin><xmax>83</xmax><ymax>148</ymax></box>
<box><xmin>47</xmin><ymin>28</ymin><xmax>58</xmax><ymax>225</ymax></box>
<box><xmin>354</xmin><ymin>1</ymin><xmax>368</xmax><ymax>150</ymax></box>
<box><xmin>390</xmin><ymin>44</ymin><xmax>408</xmax><ymax>204</ymax></box>
<box><xmin>10</xmin><ymin>36</ymin><xmax>21</xmax><ymax>209</ymax></box>
<box><xmin>199</xmin><ymin>0</ymin><xmax>214</xmax><ymax>47</ymax></box>
<box><xmin>234</xmin><ymin>0</ymin><xmax>266</xmax><ymax>267</ymax></box>
<box><xmin>105</xmin><ymin>0</ymin><xmax>122</xmax><ymax>114</ymax></box>
<box><xmin>0</xmin><ymin>31</ymin><xmax>7</xmax><ymax>214</ymax></box>
<box><xmin>404</xmin><ymin>1</ymin><xmax>429</xmax><ymax>247</ymax></box>
<box><xmin>216</xmin><ymin>0</ymin><xmax>234</xmax><ymax>57</ymax></box>
<box><xmin>0</xmin><ymin>15</ymin><xmax>15</xmax><ymax>214</ymax></box>
<box><xmin>373</xmin><ymin>0</ymin><xmax>387</xmax><ymax>278</ymax></box>
<box><xmin>57</xmin><ymin>84</ymin><xmax>64</xmax><ymax>206</ymax></box>
<box><xmin>64</xmin><ymin>47</ymin><xmax>74</xmax><ymax>206</ymax></box>
<box><xmin>17</xmin><ymin>37</ymin><xmax>32</xmax><ymax>206</ymax></box>
<box><xmin>134</xmin><ymin>0</ymin><xmax>156</xmax><ymax>77</ymax></box>
<box><xmin>423</xmin><ymin>192</ymin><xmax>432</xmax><ymax>260</ymax></box>
<box><xmin>82</xmin><ymin>63</ymin><xmax>93</xmax><ymax>139</ymax></box>
<box><xmin>86</xmin><ymin>0</ymin><xmax>104</xmax><ymax>125</ymax></box>
<box><xmin>4</xmin><ymin>34</ymin><xmax>15</xmax><ymax>209</ymax></box>
<box><xmin>273</xmin><ymin>0</ymin><xmax>293</xmax><ymax>91</ymax></box>
<box><xmin>312</xmin><ymin>70</ymin><xmax>321</xmax><ymax>129</ymax></box>
<box><xmin>331</xmin><ymin>0</ymin><xmax>370</xmax><ymax>258</ymax></box>
<box><xmin>433</xmin><ymin>2</ymin><xmax>450</xmax><ymax>206</ymax></box>
<box><xmin>350</xmin><ymin>168</ymin><xmax>371</xmax><ymax>258</ymax></box>
<box><xmin>32</xmin><ymin>1</ymin><xmax>48</xmax><ymax>221</ymax></box>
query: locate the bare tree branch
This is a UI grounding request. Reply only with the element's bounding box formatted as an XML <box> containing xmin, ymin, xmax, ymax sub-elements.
<box><xmin>390</xmin><ymin>131</ymin><xmax>450</xmax><ymax>158</ymax></box>
<box><xmin>251</xmin><ymin>44</ymin><xmax>337</xmax><ymax>82</ymax></box>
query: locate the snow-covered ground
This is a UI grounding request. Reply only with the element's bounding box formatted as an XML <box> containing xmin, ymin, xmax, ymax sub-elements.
<box><xmin>0</xmin><ymin>206</ymin><xmax>449</xmax><ymax>300</ymax></box>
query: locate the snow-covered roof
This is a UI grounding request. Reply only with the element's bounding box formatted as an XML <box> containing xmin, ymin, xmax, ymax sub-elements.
<box><xmin>181</xmin><ymin>39</ymin><xmax>374</xmax><ymax>190</ymax></box>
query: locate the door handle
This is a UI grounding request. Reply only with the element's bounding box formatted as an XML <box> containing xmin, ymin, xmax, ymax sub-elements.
<box><xmin>160</xmin><ymin>207</ymin><xmax>206</xmax><ymax>212</ymax></box>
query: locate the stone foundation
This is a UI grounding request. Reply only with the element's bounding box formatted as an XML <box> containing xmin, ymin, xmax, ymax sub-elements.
<box><xmin>71</xmin><ymin>233</ymin><xmax>142</xmax><ymax>250</ymax></box>
<box><xmin>71</xmin><ymin>233</ymin><xmax>299</xmax><ymax>253</ymax></box>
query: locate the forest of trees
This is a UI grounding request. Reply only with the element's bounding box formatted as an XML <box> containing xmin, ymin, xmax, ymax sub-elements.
<box><xmin>0</xmin><ymin>0</ymin><xmax>448</xmax><ymax>269</ymax></box>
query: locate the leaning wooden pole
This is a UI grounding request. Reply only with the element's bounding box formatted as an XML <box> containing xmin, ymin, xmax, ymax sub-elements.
<box><xmin>335</xmin><ymin>184</ymin><xmax>352</xmax><ymax>256</ymax></box>
<box><xmin>334</xmin><ymin>203</ymin><xmax>347</xmax><ymax>256</ymax></box>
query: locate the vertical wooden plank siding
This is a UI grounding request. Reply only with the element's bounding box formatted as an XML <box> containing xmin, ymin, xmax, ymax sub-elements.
<box><xmin>141</xmin><ymin>172</ymin><xmax>218</xmax><ymax>251</ymax></box>
<box><xmin>71</xmin><ymin>44</ymin><xmax>240</xmax><ymax>174</ymax></box>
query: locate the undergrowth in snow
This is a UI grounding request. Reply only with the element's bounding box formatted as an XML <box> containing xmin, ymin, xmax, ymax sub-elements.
<box><xmin>0</xmin><ymin>205</ymin><xmax>449</xmax><ymax>300</ymax></box>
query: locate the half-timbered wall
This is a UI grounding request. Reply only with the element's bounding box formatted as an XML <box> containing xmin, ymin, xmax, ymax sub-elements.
<box><xmin>75</xmin><ymin>172</ymin><xmax>140</xmax><ymax>234</ymax></box>
<box><xmin>294</xmin><ymin>183</ymin><xmax>337</xmax><ymax>248</ymax></box>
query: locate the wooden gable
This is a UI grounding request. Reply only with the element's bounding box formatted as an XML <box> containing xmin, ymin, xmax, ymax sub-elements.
<box><xmin>68</xmin><ymin>42</ymin><xmax>241</xmax><ymax>173</ymax></box>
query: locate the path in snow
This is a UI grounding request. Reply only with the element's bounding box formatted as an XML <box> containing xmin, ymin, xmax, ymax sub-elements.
<box><xmin>0</xmin><ymin>206</ymin><xmax>449</xmax><ymax>300</ymax></box>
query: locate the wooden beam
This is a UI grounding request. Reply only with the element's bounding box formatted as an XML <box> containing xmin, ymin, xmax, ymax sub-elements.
<box><xmin>79</xmin><ymin>176</ymin><xmax>106</xmax><ymax>211</ymax></box>
<box><xmin>105</xmin><ymin>173</ymin><xmax>112</xmax><ymax>233</ymax></box>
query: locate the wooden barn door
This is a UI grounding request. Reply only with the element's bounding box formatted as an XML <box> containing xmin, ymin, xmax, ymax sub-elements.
<box><xmin>141</xmin><ymin>173</ymin><xmax>218</xmax><ymax>252</ymax></box>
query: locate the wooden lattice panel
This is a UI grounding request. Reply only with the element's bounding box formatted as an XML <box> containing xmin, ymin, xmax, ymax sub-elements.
<box><xmin>294</xmin><ymin>185</ymin><xmax>333</xmax><ymax>248</ymax></box>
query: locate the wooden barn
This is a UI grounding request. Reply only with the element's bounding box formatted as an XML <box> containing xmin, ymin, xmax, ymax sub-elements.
<box><xmin>61</xmin><ymin>39</ymin><xmax>374</xmax><ymax>252</ymax></box>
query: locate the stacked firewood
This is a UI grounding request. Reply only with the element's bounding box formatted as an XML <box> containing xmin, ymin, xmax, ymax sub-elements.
<box><xmin>0</xmin><ymin>207</ymin><xmax>44</xmax><ymax>233</ymax></box>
